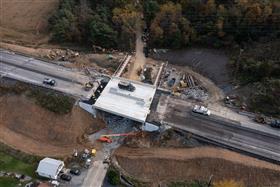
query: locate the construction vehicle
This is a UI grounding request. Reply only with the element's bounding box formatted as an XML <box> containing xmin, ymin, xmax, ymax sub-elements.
<box><xmin>254</xmin><ymin>114</ymin><xmax>266</xmax><ymax>124</ymax></box>
<box><xmin>98</xmin><ymin>132</ymin><xmax>139</xmax><ymax>144</ymax></box>
<box><xmin>101</xmin><ymin>132</ymin><xmax>138</xmax><ymax>137</ymax></box>
<box><xmin>84</xmin><ymin>81</ymin><xmax>94</xmax><ymax>91</ymax></box>
<box><xmin>98</xmin><ymin>136</ymin><xmax>112</xmax><ymax>143</ymax></box>
<box><xmin>179</xmin><ymin>80</ymin><xmax>187</xmax><ymax>88</ymax></box>
<box><xmin>91</xmin><ymin>149</ymin><xmax>96</xmax><ymax>156</ymax></box>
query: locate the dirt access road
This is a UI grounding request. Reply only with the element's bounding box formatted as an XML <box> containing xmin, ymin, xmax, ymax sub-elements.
<box><xmin>115</xmin><ymin>146</ymin><xmax>280</xmax><ymax>186</ymax></box>
<box><xmin>128</xmin><ymin>19</ymin><xmax>146</xmax><ymax>81</ymax></box>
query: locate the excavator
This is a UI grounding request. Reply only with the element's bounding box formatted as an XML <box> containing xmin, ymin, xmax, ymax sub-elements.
<box><xmin>97</xmin><ymin>132</ymin><xmax>140</xmax><ymax>143</ymax></box>
<box><xmin>98</xmin><ymin>136</ymin><xmax>112</xmax><ymax>143</ymax></box>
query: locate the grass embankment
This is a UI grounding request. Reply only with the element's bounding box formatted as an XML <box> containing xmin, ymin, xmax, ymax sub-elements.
<box><xmin>0</xmin><ymin>143</ymin><xmax>40</xmax><ymax>174</ymax></box>
<box><xmin>0</xmin><ymin>148</ymin><xmax>38</xmax><ymax>187</ymax></box>
<box><xmin>0</xmin><ymin>82</ymin><xmax>75</xmax><ymax>115</ymax></box>
<box><xmin>0</xmin><ymin>177</ymin><xmax>19</xmax><ymax>187</ymax></box>
<box><xmin>28</xmin><ymin>90</ymin><xmax>75</xmax><ymax>115</ymax></box>
<box><xmin>0</xmin><ymin>152</ymin><xmax>36</xmax><ymax>177</ymax></box>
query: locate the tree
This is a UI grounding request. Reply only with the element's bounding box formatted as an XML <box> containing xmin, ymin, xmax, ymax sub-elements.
<box><xmin>143</xmin><ymin>0</ymin><xmax>160</xmax><ymax>27</ymax></box>
<box><xmin>150</xmin><ymin>2</ymin><xmax>192</xmax><ymax>48</ymax></box>
<box><xmin>50</xmin><ymin>11</ymin><xmax>76</xmax><ymax>42</ymax></box>
<box><xmin>112</xmin><ymin>4</ymin><xmax>139</xmax><ymax>49</ymax></box>
<box><xmin>89</xmin><ymin>15</ymin><xmax>117</xmax><ymax>48</ymax></box>
<box><xmin>49</xmin><ymin>0</ymin><xmax>78</xmax><ymax>42</ymax></box>
<box><xmin>107</xmin><ymin>170</ymin><xmax>120</xmax><ymax>185</ymax></box>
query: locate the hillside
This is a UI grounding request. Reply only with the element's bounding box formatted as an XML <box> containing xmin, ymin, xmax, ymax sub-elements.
<box><xmin>0</xmin><ymin>0</ymin><xmax>59</xmax><ymax>45</ymax></box>
<box><xmin>0</xmin><ymin>83</ymin><xmax>105</xmax><ymax>156</ymax></box>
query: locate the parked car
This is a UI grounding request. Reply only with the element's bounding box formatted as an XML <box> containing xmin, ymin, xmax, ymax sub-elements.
<box><xmin>50</xmin><ymin>180</ymin><xmax>60</xmax><ymax>187</ymax></box>
<box><xmin>43</xmin><ymin>78</ymin><xmax>56</xmax><ymax>86</ymax></box>
<box><xmin>60</xmin><ymin>174</ymin><xmax>72</xmax><ymax>181</ymax></box>
<box><xmin>270</xmin><ymin>120</ymin><xmax>280</xmax><ymax>128</ymax></box>
<box><xmin>118</xmin><ymin>81</ymin><xmax>135</xmax><ymax>92</ymax></box>
<box><xmin>192</xmin><ymin>105</ymin><xmax>211</xmax><ymax>116</ymax></box>
<box><xmin>70</xmin><ymin>168</ymin><xmax>81</xmax><ymax>176</ymax></box>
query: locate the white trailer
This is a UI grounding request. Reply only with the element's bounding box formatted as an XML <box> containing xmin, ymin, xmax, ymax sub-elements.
<box><xmin>36</xmin><ymin>158</ymin><xmax>64</xmax><ymax>179</ymax></box>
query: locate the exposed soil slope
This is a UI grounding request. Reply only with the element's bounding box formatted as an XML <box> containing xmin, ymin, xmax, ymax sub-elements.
<box><xmin>115</xmin><ymin>146</ymin><xmax>280</xmax><ymax>186</ymax></box>
<box><xmin>0</xmin><ymin>0</ymin><xmax>59</xmax><ymax>45</ymax></box>
<box><xmin>0</xmin><ymin>95</ymin><xmax>105</xmax><ymax>156</ymax></box>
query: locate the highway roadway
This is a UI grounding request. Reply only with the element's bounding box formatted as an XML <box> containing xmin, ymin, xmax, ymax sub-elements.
<box><xmin>0</xmin><ymin>49</ymin><xmax>96</xmax><ymax>99</ymax></box>
<box><xmin>150</xmin><ymin>94</ymin><xmax>280</xmax><ymax>163</ymax></box>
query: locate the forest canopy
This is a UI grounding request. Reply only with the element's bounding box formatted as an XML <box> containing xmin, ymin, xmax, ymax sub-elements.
<box><xmin>49</xmin><ymin>0</ymin><xmax>280</xmax><ymax>49</ymax></box>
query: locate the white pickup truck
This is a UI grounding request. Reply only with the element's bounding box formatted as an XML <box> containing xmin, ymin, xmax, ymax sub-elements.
<box><xmin>192</xmin><ymin>105</ymin><xmax>211</xmax><ymax>116</ymax></box>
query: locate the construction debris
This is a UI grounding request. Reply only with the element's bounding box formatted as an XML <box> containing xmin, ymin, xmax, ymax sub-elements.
<box><xmin>182</xmin><ymin>88</ymin><xmax>209</xmax><ymax>101</ymax></box>
<box><xmin>103</xmin><ymin>113</ymin><xmax>136</xmax><ymax>134</ymax></box>
<box><xmin>159</xmin><ymin>65</ymin><xmax>209</xmax><ymax>101</ymax></box>
<box><xmin>45</xmin><ymin>49</ymin><xmax>79</xmax><ymax>62</ymax></box>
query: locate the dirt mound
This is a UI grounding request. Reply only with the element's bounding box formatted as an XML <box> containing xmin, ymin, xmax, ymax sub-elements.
<box><xmin>114</xmin><ymin>147</ymin><xmax>280</xmax><ymax>186</ymax></box>
<box><xmin>0</xmin><ymin>0</ymin><xmax>59</xmax><ymax>45</ymax></box>
<box><xmin>0</xmin><ymin>95</ymin><xmax>105</xmax><ymax>156</ymax></box>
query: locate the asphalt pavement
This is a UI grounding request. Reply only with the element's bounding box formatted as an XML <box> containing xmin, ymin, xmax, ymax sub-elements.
<box><xmin>0</xmin><ymin>50</ymin><xmax>95</xmax><ymax>99</ymax></box>
<box><xmin>151</xmin><ymin>94</ymin><xmax>280</xmax><ymax>163</ymax></box>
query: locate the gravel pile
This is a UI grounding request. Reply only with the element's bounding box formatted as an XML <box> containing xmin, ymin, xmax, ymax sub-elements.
<box><xmin>182</xmin><ymin>88</ymin><xmax>209</xmax><ymax>101</ymax></box>
<box><xmin>103</xmin><ymin>113</ymin><xmax>135</xmax><ymax>134</ymax></box>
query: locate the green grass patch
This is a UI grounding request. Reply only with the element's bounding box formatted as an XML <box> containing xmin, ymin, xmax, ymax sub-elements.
<box><xmin>0</xmin><ymin>143</ymin><xmax>42</xmax><ymax>166</ymax></box>
<box><xmin>0</xmin><ymin>152</ymin><xmax>36</xmax><ymax>177</ymax></box>
<box><xmin>28</xmin><ymin>90</ymin><xmax>75</xmax><ymax>115</ymax></box>
<box><xmin>0</xmin><ymin>177</ymin><xmax>19</xmax><ymax>187</ymax></box>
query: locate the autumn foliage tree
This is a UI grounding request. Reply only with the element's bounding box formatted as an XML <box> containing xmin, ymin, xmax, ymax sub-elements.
<box><xmin>112</xmin><ymin>4</ymin><xmax>139</xmax><ymax>50</ymax></box>
<box><xmin>150</xmin><ymin>2</ymin><xmax>194</xmax><ymax>48</ymax></box>
<box><xmin>49</xmin><ymin>0</ymin><xmax>280</xmax><ymax>49</ymax></box>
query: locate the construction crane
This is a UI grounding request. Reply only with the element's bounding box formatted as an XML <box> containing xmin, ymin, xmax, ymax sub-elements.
<box><xmin>101</xmin><ymin>132</ymin><xmax>138</xmax><ymax>137</ymax></box>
